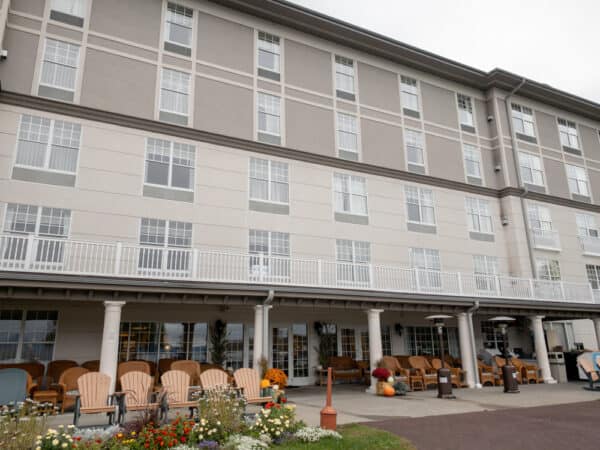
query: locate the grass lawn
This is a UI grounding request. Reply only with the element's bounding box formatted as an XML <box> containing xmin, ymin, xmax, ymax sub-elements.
<box><xmin>278</xmin><ymin>424</ymin><xmax>415</xmax><ymax>450</ymax></box>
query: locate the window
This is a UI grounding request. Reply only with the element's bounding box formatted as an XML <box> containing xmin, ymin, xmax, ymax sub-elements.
<box><xmin>536</xmin><ymin>258</ymin><xmax>561</xmax><ymax>281</ymax></box>
<box><xmin>576</xmin><ymin>213</ymin><xmax>599</xmax><ymax>238</ymax></box>
<box><xmin>333</xmin><ymin>173</ymin><xmax>368</xmax><ymax>216</ymax></box>
<box><xmin>138</xmin><ymin>218</ymin><xmax>192</xmax><ymax>273</ymax></box>
<box><xmin>400</xmin><ymin>76</ymin><xmax>419</xmax><ymax>113</ymax></box>
<box><xmin>50</xmin><ymin>0</ymin><xmax>85</xmax><ymax>25</ymax></box>
<box><xmin>410</xmin><ymin>247</ymin><xmax>441</xmax><ymax>289</ymax></box>
<box><xmin>558</xmin><ymin>118</ymin><xmax>579</xmax><ymax>149</ymax></box>
<box><xmin>257</xmin><ymin>32</ymin><xmax>280</xmax><ymax>77</ymax></box>
<box><xmin>463</xmin><ymin>144</ymin><xmax>482</xmax><ymax>182</ymax></box>
<box><xmin>159</xmin><ymin>68</ymin><xmax>190</xmax><ymax>123</ymax></box>
<box><xmin>145</xmin><ymin>138</ymin><xmax>195</xmax><ymax>190</ymax></box>
<box><xmin>480</xmin><ymin>321</ymin><xmax>504</xmax><ymax>351</ymax></box>
<box><xmin>257</xmin><ymin>92</ymin><xmax>281</xmax><ymax>140</ymax></box>
<box><xmin>566</xmin><ymin>164</ymin><xmax>589</xmax><ymax>197</ymax></box>
<box><xmin>336</xmin><ymin>239</ymin><xmax>370</xmax><ymax>285</ymax></box>
<box><xmin>405</xmin><ymin>129</ymin><xmax>425</xmax><ymax>173</ymax></box>
<box><xmin>0</xmin><ymin>310</ymin><xmax>58</xmax><ymax>362</ymax></box>
<box><xmin>40</xmin><ymin>39</ymin><xmax>80</xmax><ymax>95</ymax></box>
<box><xmin>457</xmin><ymin>94</ymin><xmax>474</xmax><ymax>128</ymax></box>
<box><xmin>465</xmin><ymin>197</ymin><xmax>493</xmax><ymax>234</ymax></box>
<box><xmin>528</xmin><ymin>204</ymin><xmax>553</xmax><ymax>231</ymax></box>
<box><xmin>335</xmin><ymin>56</ymin><xmax>355</xmax><ymax>98</ymax></box>
<box><xmin>360</xmin><ymin>325</ymin><xmax>392</xmax><ymax>360</ymax></box>
<box><xmin>473</xmin><ymin>255</ymin><xmax>498</xmax><ymax>292</ymax></box>
<box><xmin>336</xmin><ymin>112</ymin><xmax>359</xmax><ymax>158</ymax></box>
<box><xmin>292</xmin><ymin>324</ymin><xmax>309</xmax><ymax>378</ymax></box>
<box><xmin>249</xmin><ymin>229</ymin><xmax>290</xmax><ymax>279</ymax></box>
<box><xmin>341</xmin><ymin>328</ymin><xmax>356</xmax><ymax>359</ymax></box>
<box><xmin>511</xmin><ymin>103</ymin><xmax>535</xmax><ymax>137</ymax></box>
<box><xmin>405</xmin><ymin>186</ymin><xmax>435</xmax><ymax>225</ymax></box>
<box><xmin>586</xmin><ymin>265</ymin><xmax>600</xmax><ymax>289</ymax></box>
<box><xmin>407</xmin><ymin>326</ymin><xmax>457</xmax><ymax>357</ymax></box>
<box><xmin>249</xmin><ymin>158</ymin><xmax>289</xmax><ymax>204</ymax></box>
<box><xmin>15</xmin><ymin>114</ymin><xmax>81</xmax><ymax>174</ymax></box>
<box><xmin>225</xmin><ymin>323</ymin><xmax>244</xmax><ymax>371</ymax></box>
<box><xmin>518</xmin><ymin>152</ymin><xmax>545</xmax><ymax>187</ymax></box>
<box><xmin>272</xmin><ymin>327</ymin><xmax>289</xmax><ymax>375</ymax></box>
<box><xmin>164</xmin><ymin>3</ymin><xmax>193</xmax><ymax>52</ymax></box>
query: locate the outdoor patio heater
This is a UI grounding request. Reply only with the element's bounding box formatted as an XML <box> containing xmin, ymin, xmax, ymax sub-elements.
<box><xmin>489</xmin><ymin>316</ymin><xmax>519</xmax><ymax>393</ymax></box>
<box><xmin>426</xmin><ymin>314</ymin><xmax>455</xmax><ymax>399</ymax></box>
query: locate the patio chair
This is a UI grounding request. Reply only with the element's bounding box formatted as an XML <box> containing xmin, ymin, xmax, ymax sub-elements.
<box><xmin>327</xmin><ymin>356</ymin><xmax>363</xmax><ymax>383</ymax></box>
<box><xmin>200</xmin><ymin>368</ymin><xmax>230</xmax><ymax>390</ymax></box>
<box><xmin>380</xmin><ymin>356</ymin><xmax>410</xmax><ymax>385</ymax></box>
<box><xmin>408</xmin><ymin>356</ymin><xmax>438</xmax><ymax>388</ymax></box>
<box><xmin>431</xmin><ymin>358</ymin><xmax>461</xmax><ymax>388</ymax></box>
<box><xmin>0</xmin><ymin>362</ymin><xmax>45</xmax><ymax>388</ymax></box>
<box><xmin>172</xmin><ymin>360</ymin><xmax>202</xmax><ymax>386</ymax></box>
<box><xmin>160</xmin><ymin>370</ymin><xmax>197</xmax><ymax>417</ymax></box>
<box><xmin>120</xmin><ymin>371</ymin><xmax>160</xmax><ymax>415</ymax></box>
<box><xmin>477</xmin><ymin>361</ymin><xmax>495</xmax><ymax>386</ymax></box>
<box><xmin>511</xmin><ymin>357</ymin><xmax>540</xmax><ymax>384</ymax></box>
<box><xmin>0</xmin><ymin>368</ymin><xmax>30</xmax><ymax>405</ymax></box>
<box><xmin>158</xmin><ymin>358</ymin><xmax>176</xmax><ymax>377</ymax></box>
<box><xmin>117</xmin><ymin>361</ymin><xmax>151</xmax><ymax>390</ymax></box>
<box><xmin>233</xmin><ymin>368</ymin><xmax>272</xmax><ymax>405</ymax></box>
<box><xmin>74</xmin><ymin>372</ymin><xmax>119</xmax><ymax>427</ymax></box>
<box><xmin>47</xmin><ymin>360</ymin><xmax>78</xmax><ymax>383</ymax></box>
<box><xmin>578</xmin><ymin>357</ymin><xmax>600</xmax><ymax>391</ymax></box>
<box><xmin>494</xmin><ymin>356</ymin><xmax>523</xmax><ymax>384</ymax></box>
<box><xmin>81</xmin><ymin>360</ymin><xmax>100</xmax><ymax>371</ymax></box>
<box><xmin>55</xmin><ymin>366</ymin><xmax>89</xmax><ymax>413</ymax></box>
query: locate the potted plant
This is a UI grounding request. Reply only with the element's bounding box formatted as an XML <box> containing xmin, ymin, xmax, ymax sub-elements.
<box><xmin>313</xmin><ymin>322</ymin><xmax>336</xmax><ymax>369</ymax></box>
<box><xmin>209</xmin><ymin>319</ymin><xmax>228</xmax><ymax>367</ymax></box>
<box><xmin>371</xmin><ymin>367</ymin><xmax>393</xmax><ymax>395</ymax></box>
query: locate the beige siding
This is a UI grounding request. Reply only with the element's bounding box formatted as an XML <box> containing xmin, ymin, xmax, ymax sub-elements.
<box><xmin>284</xmin><ymin>40</ymin><xmax>331</xmax><ymax>95</ymax></box>
<box><xmin>360</xmin><ymin>118</ymin><xmax>404</xmax><ymax>170</ymax></box>
<box><xmin>285</xmin><ymin>99</ymin><xmax>335</xmax><ymax>157</ymax></box>
<box><xmin>536</xmin><ymin>110</ymin><xmax>561</xmax><ymax>150</ymax></box>
<box><xmin>357</xmin><ymin>62</ymin><xmax>400</xmax><ymax>113</ymax></box>
<box><xmin>543</xmin><ymin>157</ymin><xmax>570</xmax><ymax>198</ymax></box>
<box><xmin>421</xmin><ymin>82</ymin><xmax>458</xmax><ymax>129</ymax></box>
<box><xmin>0</xmin><ymin>29</ymin><xmax>38</xmax><ymax>95</ymax></box>
<box><xmin>10</xmin><ymin>0</ymin><xmax>44</xmax><ymax>16</ymax></box>
<box><xmin>425</xmin><ymin>134</ymin><xmax>464</xmax><ymax>182</ymax></box>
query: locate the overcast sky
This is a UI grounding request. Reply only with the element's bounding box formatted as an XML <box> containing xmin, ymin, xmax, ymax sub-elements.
<box><xmin>289</xmin><ymin>0</ymin><xmax>599</xmax><ymax>104</ymax></box>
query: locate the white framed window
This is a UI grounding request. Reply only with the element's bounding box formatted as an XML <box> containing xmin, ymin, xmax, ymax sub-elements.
<box><xmin>410</xmin><ymin>247</ymin><xmax>441</xmax><ymax>289</ymax></box>
<box><xmin>249</xmin><ymin>157</ymin><xmax>289</xmax><ymax>204</ymax></box>
<box><xmin>249</xmin><ymin>229</ymin><xmax>290</xmax><ymax>279</ymax></box>
<box><xmin>336</xmin><ymin>112</ymin><xmax>358</xmax><ymax>156</ymax></box>
<box><xmin>50</xmin><ymin>0</ymin><xmax>86</xmax><ymax>19</ymax></box>
<box><xmin>465</xmin><ymin>197</ymin><xmax>493</xmax><ymax>234</ymax></box>
<box><xmin>586</xmin><ymin>265</ymin><xmax>600</xmax><ymax>289</ymax></box>
<box><xmin>138</xmin><ymin>218</ymin><xmax>192</xmax><ymax>272</ymax></box>
<box><xmin>335</xmin><ymin>56</ymin><xmax>355</xmax><ymax>96</ymax></box>
<box><xmin>4</xmin><ymin>203</ymin><xmax>71</xmax><ymax>238</ymax></box>
<box><xmin>405</xmin><ymin>186</ymin><xmax>435</xmax><ymax>225</ymax></box>
<box><xmin>463</xmin><ymin>144</ymin><xmax>482</xmax><ymax>181</ymax></box>
<box><xmin>40</xmin><ymin>38</ymin><xmax>80</xmax><ymax>92</ymax></box>
<box><xmin>473</xmin><ymin>255</ymin><xmax>498</xmax><ymax>292</ymax></box>
<box><xmin>405</xmin><ymin>129</ymin><xmax>425</xmax><ymax>172</ymax></box>
<box><xmin>528</xmin><ymin>204</ymin><xmax>553</xmax><ymax>232</ymax></box>
<box><xmin>257</xmin><ymin>92</ymin><xmax>281</xmax><ymax>137</ymax></box>
<box><xmin>145</xmin><ymin>138</ymin><xmax>195</xmax><ymax>190</ymax></box>
<box><xmin>566</xmin><ymin>164</ymin><xmax>589</xmax><ymax>197</ymax></box>
<box><xmin>576</xmin><ymin>213</ymin><xmax>599</xmax><ymax>238</ymax></box>
<box><xmin>518</xmin><ymin>152</ymin><xmax>545</xmax><ymax>187</ymax></box>
<box><xmin>164</xmin><ymin>3</ymin><xmax>193</xmax><ymax>49</ymax></box>
<box><xmin>511</xmin><ymin>103</ymin><xmax>536</xmax><ymax>137</ymax></box>
<box><xmin>558</xmin><ymin>118</ymin><xmax>579</xmax><ymax>149</ymax></box>
<box><xmin>336</xmin><ymin>239</ymin><xmax>370</xmax><ymax>285</ymax></box>
<box><xmin>333</xmin><ymin>173</ymin><xmax>368</xmax><ymax>216</ymax></box>
<box><xmin>15</xmin><ymin>114</ymin><xmax>81</xmax><ymax>174</ymax></box>
<box><xmin>257</xmin><ymin>31</ymin><xmax>280</xmax><ymax>75</ymax></box>
<box><xmin>160</xmin><ymin>68</ymin><xmax>190</xmax><ymax>119</ymax></box>
<box><xmin>400</xmin><ymin>76</ymin><xmax>419</xmax><ymax>112</ymax></box>
<box><xmin>536</xmin><ymin>258</ymin><xmax>561</xmax><ymax>281</ymax></box>
<box><xmin>0</xmin><ymin>310</ymin><xmax>58</xmax><ymax>362</ymax></box>
<box><xmin>457</xmin><ymin>94</ymin><xmax>474</xmax><ymax>127</ymax></box>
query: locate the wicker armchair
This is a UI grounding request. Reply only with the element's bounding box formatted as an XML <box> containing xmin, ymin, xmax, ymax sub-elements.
<box><xmin>55</xmin><ymin>367</ymin><xmax>89</xmax><ymax>413</ymax></box>
<box><xmin>408</xmin><ymin>356</ymin><xmax>438</xmax><ymax>388</ymax></box>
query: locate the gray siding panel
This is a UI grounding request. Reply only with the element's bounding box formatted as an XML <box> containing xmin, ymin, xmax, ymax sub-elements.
<box><xmin>11</xmin><ymin>0</ymin><xmax>45</xmax><ymax>16</ymax></box>
<box><xmin>407</xmin><ymin>222</ymin><xmax>436</xmax><ymax>234</ymax></box>
<box><xmin>469</xmin><ymin>231</ymin><xmax>494</xmax><ymax>242</ymax></box>
<box><xmin>360</xmin><ymin>118</ymin><xmax>404</xmax><ymax>171</ymax></box>
<box><xmin>543</xmin><ymin>157</ymin><xmax>570</xmax><ymax>198</ymax></box>
<box><xmin>143</xmin><ymin>185</ymin><xmax>194</xmax><ymax>203</ymax></box>
<box><xmin>335</xmin><ymin>212</ymin><xmax>368</xmax><ymax>225</ymax></box>
<box><xmin>249</xmin><ymin>200</ymin><xmax>289</xmax><ymax>215</ymax></box>
<box><xmin>421</xmin><ymin>82</ymin><xmax>458</xmax><ymax>129</ymax></box>
<box><xmin>425</xmin><ymin>134</ymin><xmax>464</xmax><ymax>182</ymax></box>
<box><xmin>0</xmin><ymin>29</ymin><xmax>38</xmax><ymax>95</ymax></box>
<box><xmin>12</xmin><ymin>167</ymin><xmax>76</xmax><ymax>187</ymax></box>
<box><xmin>285</xmin><ymin>99</ymin><xmax>335</xmax><ymax>157</ymax></box>
<box><xmin>284</xmin><ymin>40</ymin><xmax>331</xmax><ymax>94</ymax></box>
<box><xmin>580</xmin><ymin>125</ymin><xmax>600</xmax><ymax>160</ymax></box>
<box><xmin>536</xmin><ymin>110</ymin><xmax>561</xmax><ymax>150</ymax></box>
<box><xmin>38</xmin><ymin>85</ymin><xmax>74</xmax><ymax>102</ymax></box>
<box><xmin>357</xmin><ymin>62</ymin><xmax>400</xmax><ymax>113</ymax></box>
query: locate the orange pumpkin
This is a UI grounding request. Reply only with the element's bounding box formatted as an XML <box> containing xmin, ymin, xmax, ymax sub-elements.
<box><xmin>382</xmin><ymin>385</ymin><xmax>395</xmax><ymax>397</ymax></box>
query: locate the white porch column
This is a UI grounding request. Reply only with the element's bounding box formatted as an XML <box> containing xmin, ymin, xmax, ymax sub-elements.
<box><xmin>593</xmin><ymin>317</ymin><xmax>600</xmax><ymax>350</ymax></box>
<box><xmin>530</xmin><ymin>315</ymin><xmax>556</xmax><ymax>384</ymax></box>
<box><xmin>253</xmin><ymin>305</ymin><xmax>264</xmax><ymax>368</ymax></box>
<box><xmin>99</xmin><ymin>301</ymin><xmax>125</xmax><ymax>393</ymax></box>
<box><xmin>456</xmin><ymin>312</ymin><xmax>475</xmax><ymax>388</ymax></box>
<box><xmin>262</xmin><ymin>305</ymin><xmax>272</xmax><ymax>365</ymax></box>
<box><xmin>366</xmin><ymin>309</ymin><xmax>383</xmax><ymax>393</ymax></box>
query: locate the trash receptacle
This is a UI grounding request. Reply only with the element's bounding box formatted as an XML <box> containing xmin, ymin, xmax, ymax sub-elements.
<box><xmin>548</xmin><ymin>352</ymin><xmax>567</xmax><ymax>383</ymax></box>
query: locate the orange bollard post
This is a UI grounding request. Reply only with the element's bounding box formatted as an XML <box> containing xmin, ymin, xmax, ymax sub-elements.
<box><xmin>320</xmin><ymin>367</ymin><xmax>337</xmax><ymax>430</ymax></box>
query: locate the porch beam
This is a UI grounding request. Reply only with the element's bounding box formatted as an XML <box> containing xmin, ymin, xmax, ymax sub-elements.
<box><xmin>99</xmin><ymin>300</ymin><xmax>126</xmax><ymax>393</ymax></box>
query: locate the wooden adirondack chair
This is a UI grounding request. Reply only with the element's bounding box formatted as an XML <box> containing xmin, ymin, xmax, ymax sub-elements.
<box><xmin>74</xmin><ymin>372</ymin><xmax>118</xmax><ymax>426</ymax></box>
<box><xmin>380</xmin><ymin>356</ymin><xmax>410</xmax><ymax>385</ymax></box>
<box><xmin>200</xmin><ymin>368</ymin><xmax>230</xmax><ymax>390</ymax></box>
<box><xmin>431</xmin><ymin>358</ymin><xmax>461</xmax><ymax>388</ymax></box>
<box><xmin>408</xmin><ymin>356</ymin><xmax>438</xmax><ymax>388</ymax></box>
<box><xmin>511</xmin><ymin>357</ymin><xmax>540</xmax><ymax>384</ymax></box>
<box><xmin>160</xmin><ymin>370</ymin><xmax>197</xmax><ymax>416</ymax></box>
<box><xmin>171</xmin><ymin>360</ymin><xmax>202</xmax><ymax>386</ymax></box>
<box><xmin>55</xmin><ymin>366</ymin><xmax>89</xmax><ymax>413</ymax></box>
<box><xmin>120</xmin><ymin>371</ymin><xmax>159</xmax><ymax>414</ymax></box>
<box><xmin>233</xmin><ymin>368</ymin><xmax>272</xmax><ymax>404</ymax></box>
<box><xmin>47</xmin><ymin>360</ymin><xmax>78</xmax><ymax>383</ymax></box>
<box><xmin>477</xmin><ymin>360</ymin><xmax>496</xmax><ymax>386</ymax></box>
<box><xmin>578</xmin><ymin>357</ymin><xmax>600</xmax><ymax>391</ymax></box>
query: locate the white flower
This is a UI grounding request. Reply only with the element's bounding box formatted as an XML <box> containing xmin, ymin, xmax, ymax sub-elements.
<box><xmin>52</xmin><ymin>439</ymin><xmax>59</xmax><ymax>446</ymax></box>
<box><xmin>62</xmin><ymin>444</ymin><xmax>68</xmax><ymax>448</ymax></box>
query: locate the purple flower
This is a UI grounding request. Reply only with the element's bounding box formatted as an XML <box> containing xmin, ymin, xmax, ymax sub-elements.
<box><xmin>198</xmin><ymin>440</ymin><xmax>219</xmax><ymax>448</ymax></box>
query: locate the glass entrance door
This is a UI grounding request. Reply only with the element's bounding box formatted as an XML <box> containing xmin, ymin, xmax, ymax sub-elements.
<box><xmin>271</xmin><ymin>324</ymin><xmax>311</xmax><ymax>386</ymax></box>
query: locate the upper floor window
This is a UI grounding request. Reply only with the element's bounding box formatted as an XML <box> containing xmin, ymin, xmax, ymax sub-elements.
<box><xmin>15</xmin><ymin>114</ymin><xmax>81</xmax><ymax>174</ymax></box>
<box><xmin>257</xmin><ymin>92</ymin><xmax>281</xmax><ymax>144</ymax></box>
<box><xmin>557</xmin><ymin>118</ymin><xmax>580</xmax><ymax>150</ymax></box>
<box><xmin>333</xmin><ymin>173</ymin><xmax>368</xmax><ymax>216</ymax></box>
<box><xmin>336</xmin><ymin>112</ymin><xmax>359</xmax><ymax>160</ymax></box>
<box><xmin>465</xmin><ymin>197</ymin><xmax>493</xmax><ymax>234</ymax></box>
<box><xmin>39</xmin><ymin>39</ymin><xmax>80</xmax><ymax>102</ymax></box>
<box><xmin>257</xmin><ymin>31</ymin><xmax>280</xmax><ymax>80</ymax></box>
<box><xmin>400</xmin><ymin>76</ymin><xmax>419</xmax><ymax>114</ymax></box>
<box><xmin>473</xmin><ymin>255</ymin><xmax>498</xmax><ymax>292</ymax></box>
<box><xmin>249</xmin><ymin>229</ymin><xmax>290</xmax><ymax>279</ymax></box>
<box><xmin>164</xmin><ymin>3</ymin><xmax>193</xmax><ymax>56</ymax></box>
<box><xmin>249</xmin><ymin>157</ymin><xmax>289</xmax><ymax>204</ymax></box>
<box><xmin>518</xmin><ymin>152</ymin><xmax>544</xmax><ymax>187</ymax></box>
<box><xmin>410</xmin><ymin>247</ymin><xmax>441</xmax><ymax>289</ymax></box>
<box><xmin>336</xmin><ymin>239</ymin><xmax>370</xmax><ymax>285</ymax></box>
<box><xmin>405</xmin><ymin>129</ymin><xmax>425</xmax><ymax>174</ymax></box>
<box><xmin>159</xmin><ymin>68</ymin><xmax>190</xmax><ymax>125</ymax></box>
<box><xmin>405</xmin><ymin>186</ymin><xmax>435</xmax><ymax>225</ymax></box>
<box><xmin>527</xmin><ymin>204</ymin><xmax>553</xmax><ymax>232</ymax></box>
<box><xmin>457</xmin><ymin>94</ymin><xmax>474</xmax><ymax>129</ymax></box>
<box><xmin>463</xmin><ymin>144</ymin><xmax>482</xmax><ymax>183</ymax></box>
<box><xmin>335</xmin><ymin>56</ymin><xmax>355</xmax><ymax>100</ymax></box>
<box><xmin>586</xmin><ymin>265</ymin><xmax>600</xmax><ymax>289</ymax></box>
<box><xmin>566</xmin><ymin>164</ymin><xmax>589</xmax><ymax>198</ymax></box>
<box><xmin>0</xmin><ymin>310</ymin><xmax>58</xmax><ymax>362</ymax></box>
<box><xmin>50</xmin><ymin>0</ymin><xmax>86</xmax><ymax>26</ymax></box>
<box><xmin>145</xmin><ymin>138</ymin><xmax>195</xmax><ymax>191</ymax></box>
<box><xmin>511</xmin><ymin>103</ymin><xmax>535</xmax><ymax>138</ymax></box>
<box><xmin>4</xmin><ymin>203</ymin><xmax>71</xmax><ymax>238</ymax></box>
<box><xmin>576</xmin><ymin>213</ymin><xmax>598</xmax><ymax>238</ymax></box>
<box><xmin>138</xmin><ymin>218</ymin><xmax>192</xmax><ymax>273</ymax></box>
<box><xmin>536</xmin><ymin>258</ymin><xmax>561</xmax><ymax>281</ymax></box>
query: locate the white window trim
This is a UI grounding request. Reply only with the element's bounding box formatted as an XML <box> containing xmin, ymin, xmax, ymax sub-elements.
<box><xmin>465</xmin><ymin>197</ymin><xmax>494</xmax><ymax>235</ymax></box>
<box><xmin>143</xmin><ymin>138</ymin><xmax>195</xmax><ymax>192</ymax></box>
<box><xmin>256</xmin><ymin>91</ymin><xmax>282</xmax><ymax>138</ymax></box>
<box><xmin>3</xmin><ymin>203</ymin><xmax>72</xmax><ymax>239</ymax></box>
<box><xmin>257</xmin><ymin>30</ymin><xmax>282</xmax><ymax>75</ymax></box>
<box><xmin>557</xmin><ymin>118</ymin><xmax>580</xmax><ymax>150</ymax></box>
<box><xmin>457</xmin><ymin>93</ymin><xmax>476</xmax><ymax>129</ymax></box>
<box><xmin>159</xmin><ymin>68</ymin><xmax>191</xmax><ymax>118</ymax></box>
<box><xmin>404</xmin><ymin>185</ymin><xmax>436</xmax><ymax>226</ymax></box>
<box><xmin>527</xmin><ymin>203</ymin><xmax>554</xmax><ymax>232</ymax></box>
<box><xmin>334</xmin><ymin>55</ymin><xmax>356</xmax><ymax>96</ymax></box>
<box><xmin>163</xmin><ymin>2</ymin><xmax>194</xmax><ymax>50</ymax></box>
<box><xmin>49</xmin><ymin>0</ymin><xmax>87</xmax><ymax>20</ymax></box>
<box><xmin>518</xmin><ymin>151</ymin><xmax>546</xmax><ymax>188</ymax></box>
<box><xmin>462</xmin><ymin>144</ymin><xmax>483</xmax><ymax>183</ymax></box>
<box><xmin>335</xmin><ymin>111</ymin><xmax>361</xmax><ymax>158</ymax></box>
<box><xmin>404</xmin><ymin>127</ymin><xmax>427</xmax><ymax>173</ymax></box>
<box><xmin>139</xmin><ymin>218</ymin><xmax>193</xmax><ymax>249</ymax></box>
<box><xmin>576</xmin><ymin>213</ymin><xmax>599</xmax><ymax>238</ymax></box>
<box><xmin>535</xmin><ymin>257</ymin><xmax>561</xmax><ymax>281</ymax></box>
<box><xmin>333</xmin><ymin>173</ymin><xmax>369</xmax><ymax>217</ymax></box>
<box><xmin>511</xmin><ymin>103</ymin><xmax>537</xmax><ymax>138</ymax></box>
<box><xmin>38</xmin><ymin>38</ymin><xmax>81</xmax><ymax>93</ymax></box>
<box><xmin>565</xmin><ymin>163</ymin><xmax>590</xmax><ymax>198</ymax></box>
<box><xmin>399</xmin><ymin>75</ymin><xmax>420</xmax><ymax>113</ymax></box>
<box><xmin>248</xmin><ymin>158</ymin><xmax>290</xmax><ymax>205</ymax></box>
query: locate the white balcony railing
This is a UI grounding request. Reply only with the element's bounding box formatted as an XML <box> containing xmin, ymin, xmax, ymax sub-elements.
<box><xmin>580</xmin><ymin>235</ymin><xmax>600</xmax><ymax>256</ymax></box>
<box><xmin>0</xmin><ymin>234</ymin><xmax>598</xmax><ymax>305</ymax></box>
<box><xmin>530</xmin><ymin>228</ymin><xmax>561</xmax><ymax>251</ymax></box>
